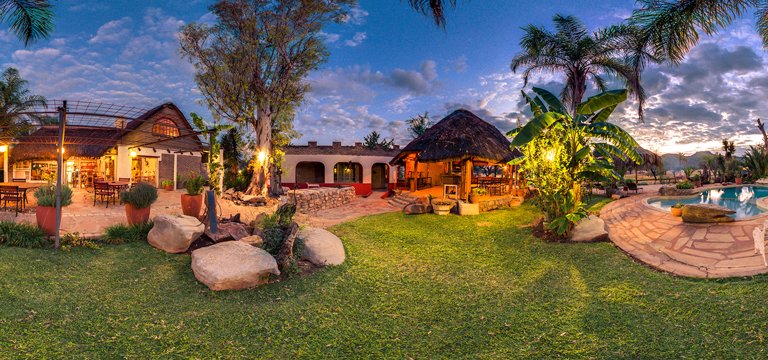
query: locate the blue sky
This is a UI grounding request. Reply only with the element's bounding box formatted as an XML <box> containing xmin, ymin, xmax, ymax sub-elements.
<box><xmin>4</xmin><ymin>0</ymin><xmax>768</xmax><ymax>155</ymax></box>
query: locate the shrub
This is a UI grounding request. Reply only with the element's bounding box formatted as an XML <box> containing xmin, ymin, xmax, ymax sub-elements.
<box><xmin>60</xmin><ymin>232</ymin><xmax>99</xmax><ymax>251</ymax></box>
<box><xmin>161</xmin><ymin>179</ymin><xmax>174</xmax><ymax>188</ymax></box>
<box><xmin>102</xmin><ymin>222</ymin><xmax>154</xmax><ymax>244</ymax></box>
<box><xmin>0</xmin><ymin>221</ymin><xmax>47</xmax><ymax>248</ymax></box>
<box><xmin>119</xmin><ymin>182</ymin><xmax>158</xmax><ymax>209</ymax></box>
<box><xmin>690</xmin><ymin>174</ymin><xmax>701</xmax><ymax>182</ymax></box>
<box><xmin>260</xmin><ymin>204</ymin><xmax>297</xmax><ymax>256</ymax></box>
<box><xmin>676</xmin><ymin>181</ymin><xmax>694</xmax><ymax>190</ymax></box>
<box><xmin>185</xmin><ymin>172</ymin><xmax>205</xmax><ymax>195</ymax></box>
<box><xmin>672</xmin><ymin>202</ymin><xmax>685</xmax><ymax>209</ymax></box>
<box><xmin>34</xmin><ymin>183</ymin><xmax>73</xmax><ymax>207</ymax></box>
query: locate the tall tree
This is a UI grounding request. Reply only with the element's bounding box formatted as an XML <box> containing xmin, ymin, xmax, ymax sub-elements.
<box><xmin>407</xmin><ymin>0</ymin><xmax>456</xmax><ymax>27</ymax></box>
<box><xmin>630</xmin><ymin>0</ymin><xmax>763</xmax><ymax>64</ymax></box>
<box><xmin>0</xmin><ymin>67</ymin><xmax>46</xmax><ymax>140</ymax></box>
<box><xmin>722</xmin><ymin>139</ymin><xmax>735</xmax><ymax>160</ymax></box>
<box><xmin>511</xmin><ymin>14</ymin><xmax>659</xmax><ymax>118</ymax></box>
<box><xmin>363</xmin><ymin>130</ymin><xmax>394</xmax><ymax>150</ymax></box>
<box><xmin>179</xmin><ymin>0</ymin><xmax>351</xmax><ymax>196</ymax></box>
<box><xmin>220</xmin><ymin>127</ymin><xmax>242</xmax><ymax>189</ymax></box>
<box><xmin>271</xmin><ymin>107</ymin><xmax>300</xmax><ymax>191</ymax></box>
<box><xmin>406</xmin><ymin>111</ymin><xmax>432</xmax><ymax>138</ymax></box>
<box><xmin>0</xmin><ymin>0</ymin><xmax>53</xmax><ymax>46</ymax></box>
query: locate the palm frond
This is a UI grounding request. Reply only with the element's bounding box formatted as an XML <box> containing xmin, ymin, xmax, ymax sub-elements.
<box><xmin>0</xmin><ymin>0</ymin><xmax>54</xmax><ymax>46</ymax></box>
<box><xmin>407</xmin><ymin>0</ymin><xmax>457</xmax><ymax>28</ymax></box>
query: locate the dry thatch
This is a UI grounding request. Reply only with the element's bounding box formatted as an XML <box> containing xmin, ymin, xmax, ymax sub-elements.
<box><xmin>10</xmin><ymin>126</ymin><xmax>120</xmax><ymax>163</ymax></box>
<box><xmin>391</xmin><ymin>109</ymin><xmax>519</xmax><ymax>165</ymax></box>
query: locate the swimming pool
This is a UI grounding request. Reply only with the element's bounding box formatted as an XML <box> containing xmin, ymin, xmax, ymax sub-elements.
<box><xmin>647</xmin><ymin>185</ymin><xmax>768</xmax><ymax>219</ymax></box>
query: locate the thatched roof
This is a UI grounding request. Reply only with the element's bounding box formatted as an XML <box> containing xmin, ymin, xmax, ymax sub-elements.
<box><xmin>10</xmin><ymin>126</ymin><xmax>120</xmax><ymax>163</ymax></box>
<box><xmin>390</xmin><ymin>109</ymin><xmax>519</xmax><ymax>165</ymax></box>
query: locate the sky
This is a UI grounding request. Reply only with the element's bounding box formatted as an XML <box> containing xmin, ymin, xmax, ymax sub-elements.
<box><xmin>4</xmin><ymin>0</ymin><xmax>768</xmax><ymax>155</ymax></box>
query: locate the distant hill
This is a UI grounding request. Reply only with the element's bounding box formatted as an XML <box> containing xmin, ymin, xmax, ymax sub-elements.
<box><xmin>661</xmin><ymin>151</ymin><xmax>717</xmax><ymax>171</ymax></box>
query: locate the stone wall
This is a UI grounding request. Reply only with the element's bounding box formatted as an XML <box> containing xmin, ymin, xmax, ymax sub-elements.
<box><xmin>177</xmin><ymin>154</ymin><xmax>207</xmax><ymax>182</ymax></box>
<box><xmin>159</xmin><ymin>154</ymin><xmax>174</xmax><ymax>183</ymax></box>
<box><xmin>283</xmin><ymin>186</ymin><xmax>356</xmax><ymax>214</ymax></box>
<box><xmin>479</xmin><ymin>195</ymin><xmax>523</xmax><ymax>212</ymax></box>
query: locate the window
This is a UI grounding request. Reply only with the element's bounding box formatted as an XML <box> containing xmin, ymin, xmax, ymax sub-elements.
<box><xmin>334</xmin><ymin>162</ymin><xmax>362</xmax><ymax>183</ymax></box>
<box><xmin>152</xmin><ymin>118</ymin><xmax>180</xmax><ymax>137</ymax></box>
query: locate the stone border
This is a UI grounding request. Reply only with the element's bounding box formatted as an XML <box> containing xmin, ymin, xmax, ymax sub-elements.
<box><xmin>644</xmin><ymin>184</ymin><xmax>768</xmax><ymax>222</ymax></box>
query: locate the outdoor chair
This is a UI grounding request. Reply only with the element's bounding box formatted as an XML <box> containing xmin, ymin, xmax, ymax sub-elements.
<box><xmin>93</xmin><ymin>181</ymin><xmax>115</xmax><ymax>208</ymax></box>
<box><xmin>752</xmin><ymin>221</ymin><xmax>768</xmax><ymax>266</ymax></box>
<box><xmin>0</xmin><ymin>185</ymin><xmax>24</xmax><ymax>216</ymax></box>
<box><xmin>627</xmin><ymin>182</ymin><xmax>643</xmax><ymax>193</ymax></box>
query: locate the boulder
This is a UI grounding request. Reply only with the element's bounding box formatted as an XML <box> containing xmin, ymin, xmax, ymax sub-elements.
<box><xmin>191</xmin><ymin>241</ymin><xmax>280</xmax><ymax>290</ymax></box>
<box><xmin>682</xmin><ymin>204</ymin><xmax>735</xmax><ymax>223</ymax></box>
<box><xmin>147</xmin><ymin>214</ymin><xmax>205</xmax><ymax>253</ymax></box>
<box><xmin>611</xmin><ymin>194</ymin><xmax>622</xmax><ymax>200</ymax></box>
<box><xmin>403</xmin><ymin>203</ymin><xmax>428</xmax><ymax>215</ymax></box>
<box><xmin>240</xmin><ymin>234</ymin><xmax>264</xmax><ymax>247</ymax></box>
<box><xmin>205</xmin><ymin>222</ymin><xmax>251</xmax><ymax>242</ymax></box>
<box><xmin>241</xmin><ymin>195</ymin><xmax>267</xmax><ymax>205</ymax></box>
<box><xmin>299</xmin><ymin>227</ymin><xmax>345</xmax><ymax>266</ymax></box>
<box><xmin>571</xmin><ymin>216</ymin><xmax>609</xmax><ymax>242</ymax></box>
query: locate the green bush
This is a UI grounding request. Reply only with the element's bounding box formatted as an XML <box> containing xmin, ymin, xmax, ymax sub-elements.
<box><xmin>260</xmin><ymin>204</ymin><xmax>297</xmax><ymax>256</ymax></box>
<box><xmin>102</xmin><ymin>222</ymin><xmax>154</xmax><ymax>244</ymax></box>
<box><xmin>672</xmin><ymin>202</ymin><xmax>685</xmax><ymax>209</ymax></box>
<box><xmin>0</xmin><ymin>221</ymin><xmax>47</xmax><ymax>248</ymax></box>
<box><xmin>185</xmin><ymin>172</ymin><xmax>204</xmax><ymax>195</ymax></box>
<box><xmin>676</xmin><ymin>181</ymin><xmax>694</xmax><ymax>190</ymax></box>
<box><xmin>34</xmin><ymin>183</ymin><xmax>73</xmax><ymax>207</ymax></box>
<box><xmin>60</xmin><ymin>232</ymin><xmax>99</xmax><ymax>251</ymax></box>
<box><xmin>119</xmin><ymin>182</ymin><xmax>158</xmax><ymax>209</ymax></box>
<box><xmin>161</xmin><ymin>179</ymin><xmax>174</xmax><ymax>188</ymax></box>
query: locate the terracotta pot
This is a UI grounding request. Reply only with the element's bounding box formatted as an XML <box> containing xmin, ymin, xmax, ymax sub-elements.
<box><xmin>164</xmin><ymin>185</ymin><xmax>174</xmax><ymax>191</ymax></box>
<box><xmin>36</xmin><ymin>206</ymin><xmax>57</xmax><ymax>236</ymax></box>
<box><xmin>670</xmin><ymin>207</ymin><xmax>683</xmax><ymax>217</ymax></box>
<box><xmin>736</xmin><ymin>178</ymin><xmax>743</xmax><ymax>185</ymax></box>
<box><xmin>125</xmin><ymin>203</ymin><xmax>151</xmax><ymax>225</ymax></box>
<box><xmin>181</xmin><ymin>194</ymin><xmax>203</xmax><ymax>218</ymax></box>
<box><xmin>468</xmin><ymin>192</ymin><xmax>477</xmax><ymax>204</ymax></box>
<box><xmin>694</xmin><ymin>181</ymin><xmax>702</xmax><ymax>187</ymax></box>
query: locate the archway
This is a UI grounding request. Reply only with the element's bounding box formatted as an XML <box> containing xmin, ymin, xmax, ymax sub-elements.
<box><xmin>371</xmin><ymin>163</ymin><xmax>389</xmax><ymax>190</ymax></box>
<box><xmin>334</xmin><ymin>162</ymin><xmax>362</xmax><ymax>183</ymax></box>
<box><xmin>295</xmin><ymin>161</ymin><xmax>325</xmax><ymax>183</ymax></box>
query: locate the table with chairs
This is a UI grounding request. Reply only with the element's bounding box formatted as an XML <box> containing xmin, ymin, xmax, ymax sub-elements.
<box><xmin>93</xmin><ymin>180</ymin><xmax>130</xmax><ymax>208</ymax></box>
<box><xmin>0</xmin><ymin>182</ymin><xmax>42</xmax><ymax>216</ymax></box>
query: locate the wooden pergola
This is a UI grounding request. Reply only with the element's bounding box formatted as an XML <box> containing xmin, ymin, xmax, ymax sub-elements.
<box><xmin>390</xmin><ymin>109</ymin><xmax>520</xmax><ymax>200</ymax></box>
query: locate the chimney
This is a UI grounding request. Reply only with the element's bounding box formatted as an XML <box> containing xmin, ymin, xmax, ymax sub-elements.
<box><xmin>308</xmin><ymin>141</ymin><xmax>317</xmax><ymax>147</ymax></box>
<box><xmin>332</xmin><ymin>141</ymin><xmax>341</xmax><ymax>148</ymax></box>
<box><xmin>354</xmin><ymin>142</ymin><xmax>362</xmax><ymax>148</ymax></box>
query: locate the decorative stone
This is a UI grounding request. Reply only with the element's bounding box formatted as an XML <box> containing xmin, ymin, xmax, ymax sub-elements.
<box><xmin>659</xmin><ymin>186</ymin><xmax>696</xmax><ymax>196</ymax></box>
<box><xmin>611</xmin><ymin>194</ymin><xmax>622</xmax><ymax>200</ymax></box>
<box><xmin>403</xmin><ymin>203</ymin><xmax>428</xmax><ymax>215</ymax></box>
<box><xmin>240</xmin><ymin>235</ymin><xmax>264</xmax><ymax>247</ymax></box>
<box><xmin>147</xmin><ymin>214</ymin><xmax>205</xmax><ymax>253</ymax></box>
<box><xmin>205</xmin><ymin>222</ymin><xmax>251</xmax><ymax>242</ymax></box>
<box><xmin>571</xmin><ymin>216</ymin><xmax>609</xmax><ymax>242</ymax></box>
<box><xmin>458</xmin><ymin>202</ymin><xmax>480</xmax><ymax>215</ymax></box>
<box><xmin>299</xmin><ymin>227</ymin><xmax>345</xmax><ymax>266</ymax></box>
<box><xmin>682</xmin><ymin>204</ymin><xmax>735</xmax><ymax>223</ymax></box>
<box><xmin>191</xmin><ymin>241</ymin><xmax>280</xmax><ymax>290</ymax></box>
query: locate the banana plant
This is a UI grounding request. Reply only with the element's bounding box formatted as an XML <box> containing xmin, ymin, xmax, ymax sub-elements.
<box><xmin>508</xmin><ymin>87</ymin><xmax>641</xmax><ymax>238</ymax></box>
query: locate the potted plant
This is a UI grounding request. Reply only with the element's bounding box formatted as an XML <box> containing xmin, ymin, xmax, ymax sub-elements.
<box><xmin>469</xmin><ymin>187</ymin><xmax>489</xmax><ymax>204</ymax></box>
<box><xmin>432</xmin><ymin>199</ymin><xmax>455</xmax><ymax>215</ymax></box>
<box><xmin>34</xmin><ymin>184</ymin><xmax>73</xmax><ymax>235</ymax></box>
<box><xmin>670</xmin><ymin>203</ymin><xmax>684</xmax><ymax>217</ymax></box>
<box><xmin>119</xmin><ymin>182</ymin><xmax>158</xmax><ymax>225</ymax></box>
<box><xmin>161</xmin><ymin>179</ymin><xmax>174</xmax><ymax>191</ymax></box>
<box><xmin>181</xmin><ymin>172</ymin><xmax>204</xmax><ymax>218</ymax></box>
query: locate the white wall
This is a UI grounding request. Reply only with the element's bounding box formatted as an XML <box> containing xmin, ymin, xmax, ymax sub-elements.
<box><xmin>282</xmin><ymin>154</ymin><xmax>396</xmax><ymax>184</ymax></box>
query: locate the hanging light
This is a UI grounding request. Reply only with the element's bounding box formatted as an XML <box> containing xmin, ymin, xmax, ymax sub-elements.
<box><xmin>0</xmin><ymin>145</ymin><xmax>7</xmax><ymax>153</ymax></box>
<box><xmin>130</xmin><ymin>150</ymin><xmax>137</xmax><ymax>158</ymax></box>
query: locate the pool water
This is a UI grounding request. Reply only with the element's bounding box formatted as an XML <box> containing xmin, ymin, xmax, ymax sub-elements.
<box><xmin>648</xmin><ymin>186</ymin><xmax>768</xmax><ymax>219</ymax></box>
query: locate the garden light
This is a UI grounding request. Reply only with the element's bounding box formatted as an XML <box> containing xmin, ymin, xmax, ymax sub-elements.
<box><xmin>0</xmin><ymin>145</ymin><xmax>6</xmax><ymax>153</ymax></box>
<box><xmin>257</xmin><ymin>150</ymin><xmax>268</xmax><ymax>163</ymax></box>
<box><xmin>130</xmin><ymin>150</ymin><xmax>137</xmax><ymax>158</ymax></box>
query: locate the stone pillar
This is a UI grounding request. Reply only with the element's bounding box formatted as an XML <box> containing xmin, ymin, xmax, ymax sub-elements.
<box><xmin>324</xmin><ymin>161</ymin><xmax>335</xmax><ymax>184</ymax></box>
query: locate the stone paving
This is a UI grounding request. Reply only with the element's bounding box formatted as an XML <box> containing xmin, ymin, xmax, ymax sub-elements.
<box><xmin>601</xmin><ymin>193</ymin><xmax>768</xmax><ymax>278</ymax></box>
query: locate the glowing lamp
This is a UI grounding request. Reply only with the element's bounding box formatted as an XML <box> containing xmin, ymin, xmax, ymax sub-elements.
<box><xmin>0</xmin><ymin>145</ymin><xmax>7</xmax><ymax>153</ymax></box>
<box><xmin>257</xmin><ymin>150</ymin><xmax>268</xmax><ymax>163</ymax></box>
<box><xmin>544</xmin><ymin>149</ymin><xmax>556</xmax><ymax>162</ymax></box>
<box><xmin>129</xmin><ymin>150</ymin><xmax>137</xmax><ymax>158</ymax></box>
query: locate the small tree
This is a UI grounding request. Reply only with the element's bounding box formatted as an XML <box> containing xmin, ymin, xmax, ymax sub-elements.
<box><xmin>191</xmin><ymin>113</ymin><xmax>232</xmax><ymax>195</ymax></box>
<box><xmin>363</xmin><ymin>130</ymin><xmax>394</xmax><ymax>150</ymax></box>
<box><xmin>406</xmin><ymin>111</ymin><xmax>432</xmax><ymax>138</ymax></box>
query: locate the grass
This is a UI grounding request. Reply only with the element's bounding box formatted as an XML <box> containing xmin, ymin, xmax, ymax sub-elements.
<box><xmin>584</xmin><ymin>194</ymin><xmax>613</xmax><ymax>214</ymax></box>
<box><xmin>2</xmin><ymin>206</ymin><xmax>768</xmax><ymax>358</ymax></box>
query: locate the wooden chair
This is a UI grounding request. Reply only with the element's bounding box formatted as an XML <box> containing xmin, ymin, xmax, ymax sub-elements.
<box><xmin>93</xmin><ymin>182</ymin><xmax>115</xmax><ymax>208</ymax></box>
<box><xmin>0</xmin><ymin>185</ymin><xmax>24</xmax><ymax>216</ymax></box>
<box><xmin>627</xmin><ymin>182</ymin><xmax>643</xmax><ymax>193</ymax></box>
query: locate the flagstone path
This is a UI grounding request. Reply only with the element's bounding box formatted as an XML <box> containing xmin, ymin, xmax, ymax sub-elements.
<box><xmin>601</xmin><ymin>194</ymin><xmax>768</xmax><ymax>278</ymax></box>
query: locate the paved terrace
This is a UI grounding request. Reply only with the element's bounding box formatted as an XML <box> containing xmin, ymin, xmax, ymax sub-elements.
<box><xmin>602</xmin><ymin>193</ymin><xmax>768</xmax><ymax>278</ymax></box>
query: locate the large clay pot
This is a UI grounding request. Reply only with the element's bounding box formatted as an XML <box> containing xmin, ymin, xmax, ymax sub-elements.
<box><xmin>164</xmin><ymin>184</ymin><xmax>174</xmax><ymax>191</ymax></box>
<box><xmin>36</xmin><ymin>206</ymin><xmax>57</xmax><ymax>236</ymax></box>
<box><xmin>125</xmin><ymin>203</ymin><xmax>151</xmax><ymax>225</ymax></box>
<box><xmin>181</xmin><ymin>194</ymin><xmax>203</xmax><ymax>218</ymax></box>
<box><xmin>736</xmin><ymin>177</ymin><xmax>743</xmax><ymax>185</ymax></box>
<box><xmin>670</xmin><ymin>207</ymin><xmax>683</xmax><ymax>217</ymax></box>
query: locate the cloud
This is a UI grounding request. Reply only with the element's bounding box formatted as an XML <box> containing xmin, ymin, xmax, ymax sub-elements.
<box><xmin>448</xmin><ymin>55</ymin><xmax>467</xmax><ymax>73</ymax></box>
<box><xmin>340</xmin><ymin>6</ymin><xmax>369</xmax><ymax>25</ymax></box>
<box><xmin>344</xmin><ymin>32</ymin><xmax>367</xmax><ymax>47</ymax></box>
<box><xmin>319</xmin><ymin>31</ymin><xmax>341</xmax><ymax>43</ymax></box>
<box><xmin>89</xmin><ymin>17</ymin><xmax>132</xmax><ymax>44</ymax></box>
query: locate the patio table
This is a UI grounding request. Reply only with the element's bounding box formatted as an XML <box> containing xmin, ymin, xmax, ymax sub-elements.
<box><xmin>107</xmin><ymin>181</ymin><xmax>130</xmax><ymax>195</ymax></box>
<box><xmin>0</xmin><ymin>182</ymin><xmax>42</xmax><ymax>206</ymax></box>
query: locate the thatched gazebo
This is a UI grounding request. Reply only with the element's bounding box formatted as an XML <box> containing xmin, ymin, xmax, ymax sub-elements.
<box><xmin>390</xmin><ymin>109</ymin><xmax>519</xmax><ymax>200</ymax></box>
<box><xmin>612</xmin><ymin>146</ymin><xmax>661</xmax><ymax>182</ymax></box>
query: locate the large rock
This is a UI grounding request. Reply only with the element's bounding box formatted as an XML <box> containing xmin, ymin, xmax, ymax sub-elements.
<box><xmin>682</xmin><ymin>204</ymin><xmax>735</xmax><ymax>223</ymax></box>
<box><xmin>147</xmin><ymin>214</ymin><xmax>205</xmax><ymax>253</ymax></box>
<box><xmin>299</xmin><ymin>227</ymin><xmax>345</xmax><ymax>266</ymax></box>
<box><xmin>403</xmin><ymin>203</ymin><xmax>427</xmax><ymax>215</ymax></box>
<box><xmin>571</xmin><ymin>216</ymin><xmax>609</xmax><ymax>242</ymax></box>
<box><xmin>191</xmin><ymin>241</ymin><xmax>280</xmax><ymax>290</ymax></box>
<box><xmin>205</xmin><ymin>222</ymin><xmax>251</xmax><ymax>242</ymax></box>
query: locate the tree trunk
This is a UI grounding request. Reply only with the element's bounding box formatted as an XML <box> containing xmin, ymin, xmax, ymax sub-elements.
<box><xmin>276</xmin><ymin>221</ymin><xmax>299</xmax><ymax>273</ymax></box>
<box><xmin>245</xmin><ymin>109</ymin><xmax>272</xmax><ymax>196</ymax></box>
<box><xmin>758</xmin><ymin>118</ymin><xmax>768</xmax><ymax>151</ymax></box>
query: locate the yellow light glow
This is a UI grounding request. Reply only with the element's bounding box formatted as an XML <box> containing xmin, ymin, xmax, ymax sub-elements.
<box><xmin>257</xmin><ymin>150</ymin><xmax>268</xmax><ymax>163</ymax></box>
<box><xmin>66</xmin><ymin>160</ymin><xmax>74</xmax><ymax>165</ymax></box>
<box><xmin>544</xmin><ymin>149</ymin><xmax>556</xmax><ymax>162</ymax></box>
<box><xmin>0</xmin><ymin>145</ymin><xmax>6</xmax><ymax>153</ymax></box>
<box><xmin>129</xmin><ymin>150</ymin><xmax>137</xmax><ymax>158</ymax></box>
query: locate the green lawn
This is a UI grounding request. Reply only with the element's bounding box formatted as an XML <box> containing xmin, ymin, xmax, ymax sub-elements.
<box><xmin>1</xmin><ymin>205</ymin><xmax>768</xmax><ymax>358</ymax></box>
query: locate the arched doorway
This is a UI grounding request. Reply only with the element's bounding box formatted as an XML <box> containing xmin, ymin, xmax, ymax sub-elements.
<box><xmin>334</xmin><ymin>162</ymin><xmax>362</xmax><ymax>183</ymax></box>
<box><xmin>371</xmin><ymin>163</ymin><xmax>389</xmax><ymax>190</ymax></box>
<box><xmin>295</xmin><ymin>162</ymin><xmax>325</xmax><ymax>183</ymax></box>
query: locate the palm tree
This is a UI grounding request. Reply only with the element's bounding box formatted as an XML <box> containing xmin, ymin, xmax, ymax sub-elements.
<box><xmin>0</xmin><ymin>0</ymin><xmax>54</xmax><ymax>46</ymax></box>
<box><xmin>407</xmin><ymin>0</ymin><xmax>456</xmax><ymax>27</ymax></box>
<box><xmin>0</xmin><ymin>67</ymin><xmax>47</xmax><ymax>139</ymax></box>
<box><xmin>511</xmin><ymin>15</ymin><xmax>659</xmax><ymax>119</ymax></box>
<box><xmin>631</xmin><ymin>0</ymin><xmax>761</xmax><ymax>64</ymax></box>
<box><xmin>722</xmin><ymin>139</ymin><xmax>735</xmax><ymax>160</ymax></box>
